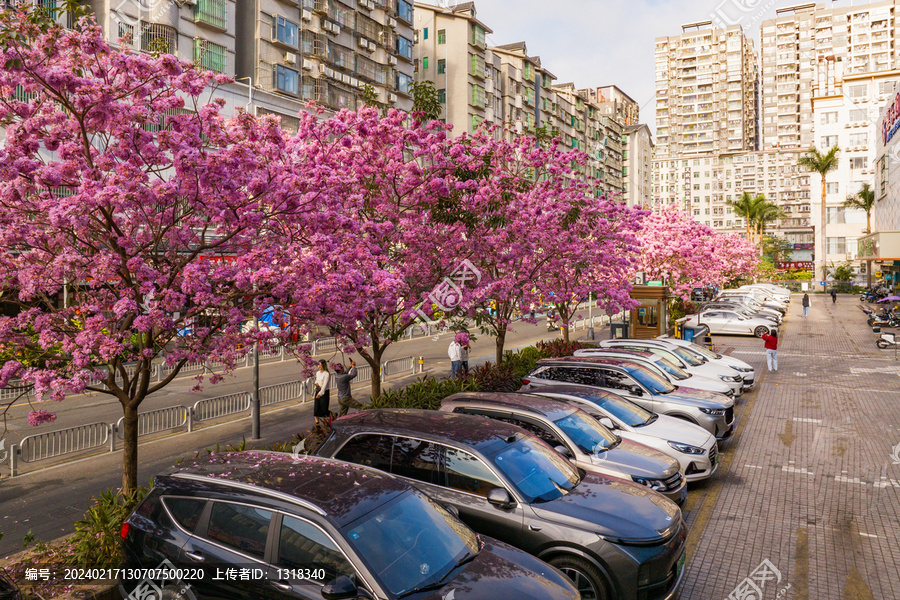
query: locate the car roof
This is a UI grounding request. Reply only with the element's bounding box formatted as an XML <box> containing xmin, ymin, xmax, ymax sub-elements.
<box><xmin>578</xmin><ymin>348</ymin><xmax>657</xmax><ymax>359</ymax></box>
<box><xmin>602</xmin><ymin>339</ymin><xmax>676</xmax><ymax>348</ymax></box>
<box><xmin>537</xmin><ymin>356</ymin><xmax>647</xmax><ymax>369</ymax></box>
<box><xmin>330</xmin><ymin>409</ymin><xmax>526</xmax><ymax>453</ymax></box>
<box><xmin>163</xmin><ymin>451</ymin><xmax>408</xmax><ymax>527</ymax></box>
<box><xmin>442</xmin><ymin>391</ymin><xmax>578</xmax><ymax>421</ymax></box>
<box><xmin>526</xmin><ymin>384</ymin><xmax>627</xmax><ymax>403</ymax></box>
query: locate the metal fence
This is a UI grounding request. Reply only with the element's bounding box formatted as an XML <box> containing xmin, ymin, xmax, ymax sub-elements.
<box><xmin>2</xmin><ymin>355</ymin><xmax>419</xmax><ymax>477</ymax></box>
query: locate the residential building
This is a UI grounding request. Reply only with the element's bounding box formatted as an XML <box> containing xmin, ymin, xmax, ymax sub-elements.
<box><xmin>860</xmin><ymin>80</ymin><xmax>900</xmax><ymax>290</ymax></box>
<box><xmin>236</xmin><ymin>0</ymin><xmax>415</xmax><ymax>114</ymax></box>
<box><xmin>759</xmin><ymin>1</ymin><xmax>900</xmax><ymax>150</ymax></box>
<box><xmin>595</xmin><ymin>85</ymin><xmax>640</xmax><ymax>127</ymax></box>
<box><xmin>654</xmin><ymin>21</ymin><xmax>758</xmax><ymax>157</ymax></box>
<box><xmin>623</xmin><ymin>124</ymin><xmax>654</xmax><ymax>207</ymax></box>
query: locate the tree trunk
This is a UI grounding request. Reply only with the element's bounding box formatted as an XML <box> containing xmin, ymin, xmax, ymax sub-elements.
<box><xmin>364</xmin><ymin>346</ymin><xmax>383</xmax><ymax>400</ymax></box>
<box><xmin>495</xmin><ymin>325</ymin><xmax>507</xmax><ymax>366</ymax></box>
<box><xmin>121</xmin><ymin>401</ymin><xmax>138</xmax><ymax>494</ymax></box>
<box><xmin>820</xmin><ymin>178</ymin><xmax>828</xmax><ymax>290</ymax></box>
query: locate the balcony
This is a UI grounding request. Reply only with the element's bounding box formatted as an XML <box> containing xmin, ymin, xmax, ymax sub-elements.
<box><xmin>193</xmin><ymin>0</ymin><xmax>226</xmax><ymax>29</ymax></box>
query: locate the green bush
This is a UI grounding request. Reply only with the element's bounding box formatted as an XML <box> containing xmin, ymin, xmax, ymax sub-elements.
<box><xmin>70</xmin><ymin>487</ymin><xmax>148</xmax><ymax>568</ymax></box>
<box><xmin>534</xmin><ymin>339</ymin><xmax>588</xmax><ymax>358</ymax></box>
<box><xmin>368</xmin><ymin>376</ymin><xmax>479</xmax><ymax>410</ymax></box>
<box><xmin>470</xmin><ymin>361</ymin><xmax>522</xmax><ymax>392</ymax></box>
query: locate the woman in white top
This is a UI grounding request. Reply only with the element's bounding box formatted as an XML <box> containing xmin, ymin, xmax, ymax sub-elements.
<box><xmin>314</xmin><ymin>360</ymin><xmax>331</xmax><ymax>425</ymax></box>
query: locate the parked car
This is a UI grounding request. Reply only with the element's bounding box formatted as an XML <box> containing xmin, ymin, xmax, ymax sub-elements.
<box><xmin>572</xmin><ymin>348</ymin><xmax>735</xmax><ymax>396</ymax></box>
<box><xmin>439</xmin><ymin>391</ymin><xmax>687</xmax><ymax>505</ymax></box>
<box><xmin>715</xmin><ymin>291</ymin><xmax>786</xmax><ymax>315</ymax></box>
<box><xmin>684</xmin><ymin>309</ymin><xmax>778</xmax><ymax>338</ymax></box>
<box><xmin>316</xmin><ymin>409</ymin><xmax>687</xmax><ymax>600</ymax></box>
<box><xmin>521</xmin><ymin>356</ymin><xmax>735</xmax><ymax>440</ymax></box>
<box><xmin>739</xmin><ymin>284</ymin><xmax>791</xmax><ymax>304</ymax></box>
<box><xmin>594</xmin><ymin>339</ymin><xmax>745</xmax><ymax>396</ymax></box>
<box><xmin>693</xmin><ymin>302</ymin><xmax>781</xmax><ymax>324</ymax></box>
<box><xmin>709</xmin><ymin>295</ymin><xmax>784</xmax><ymax>320</ymax></box>
<box><xmin>525</xmin><ymin>385</ymin><xmax>719</xmax><ymax>482</ymax></box>
<box><xmin>119</xmin><ymin>452</ymin><xmax>581</xmax><ymax>600</ymax></box>
<box><xmin>660</xmin><ymin>338</ymin><xmax>755</xmax><ymax>391</ymax></box>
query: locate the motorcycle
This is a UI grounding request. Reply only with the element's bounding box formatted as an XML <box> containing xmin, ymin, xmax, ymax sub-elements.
<box><xmin>877</xmin><ymin>332</ymin><xmax>899</xmax><ymax>349</ymax></box>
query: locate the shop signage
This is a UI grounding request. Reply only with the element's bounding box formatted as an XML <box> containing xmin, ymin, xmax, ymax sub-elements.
<box><xmin>883</xmin><ymin>90</ymin><xmax>900</xmax><ymax>145</ymax></box>
<box><xmin>777</xmin><ymin>261</ymin><xmax>814</xmax><ymax>270</ymax></box>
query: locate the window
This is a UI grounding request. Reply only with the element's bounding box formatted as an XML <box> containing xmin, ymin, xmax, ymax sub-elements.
<box><xmin>423</xmin><ymin>27</ymin><xmax>428</xmax><ymax>40</ymax></box>
<box><xmin>141</xmin><ymin>22</ymin><xmax>176</xmax><ymax>54</ymax></box>
<box><xmin>821</xmin><ymin>111</ymin><xmax>838</xmax><ymax>124</ymax></box>
<box><xmin>849</xmin><ymin>108</ymin><xmax>868</xmax><ymax>122</ymax></box>
<box><xmin>274</xmin><ymin>16</ymin><xmax>298</xmax><ymax>48</ymax></box>
<box><xmin>470</xmin><ymin>23</ymin><xmax>485</xmax><ymax>48</ymax></box>
<box><xmin>443</xmin><ymin>447</ymin><xmax>504</xmax><ymax>497</ymax></box>
<box><xmin>851</xmin><ymin>157</ymin><xmax>867</xmax><ymax>169</ymax></box>
<box><xmin>396</xmin><ymin>35</ymin><xmax>413</xmax><ymax>59</ymax></box>
<box><xmin>206</xmin><ymin>503</ymin><xmax>271</xmax><ymax>559</ymax></box>
<box><xmin>826</xmin><ymin>237</ymin><xmax>847</xmax><ymax>254</ymax></box>
<box><xmin>821</xmin><ymin>135</ymin><xmax>838</xmax><ymax>149</ymax></box>
<box><xmin>849</xmin><ymin>132</ymin><xmax>867</xmax><ymax>146</ymax></box>
<box><xmin>335</xmin><ymin>434</ymin><xmax>393</xmax><ymax>471</ymax></box>
<box><xmin>422</xmin><ymin>57</ymin><xmax>428</xmax><ymax>69</ymax></box>
<box><xmin>437</xmin><ymin>29</ymin><xmax>446</xmax><ymax>45</ymax></box>
<box><xmin>827</xmin><ymin>207</ymin><xmax>846</xmax><ymax>224</ymax></box>
<box><xmin>278</xmin><ymin>516</ymin><xmax>355</xmax><ymax>583</ymax></box>
<box><xmin>438</xmin><ymin>88</ymin><xmax>446</xmax><ymax>103</ymax></box>
<box><xmin>275</xmin><ymin>65</ymin><xmax>298</xmax><ymax>94</ymax></box>
<box><xmin>391</xmin><ymin>438</ymin><xmax>440</xmax><ymax>484</ymax></box>
<box><xmin>163</xmin><ymin>497</ymin><xmax>206</xmax><ymax>532</ymax></box>
<box><xmin>470</xmin><ymin>83</ymin><xmax>485</xmax><ymax>108</ymax></box>
<box><xmin>879</xmin><ymin>81</ymin><xmax>895</xmax><ymax>95</ymax></box>
<box><xmin>118</xmin><ymin>22</ymin><xmax>134</xmax><ymax>45</ymax></box>
<box><xmin>396</xmin><ymin>71</ymin><xmax>412</xmax><ymax>95</ymax></box>
<box><xmin>437</xmin><ymin>59</ymin><xmax>446</xmax><ymax>74</ymax></box>
<box><xmin>193</xmin><ymin>0</ymin><xmax>226</xmax><ymax>29</ymax></box>
<box><xmin>397</xmin><ymin>0</ymin><xmax>413</xmax><ymax>23</ymax></box>
<box><xmin>193</xmin><ymin>39</ymin><xmax>227</xmax><ymax>74</ymax></box>
<box><xmin>847</xmin><ymin>84</ymin><xmax>867</xmax><ymax>98</ymax></box>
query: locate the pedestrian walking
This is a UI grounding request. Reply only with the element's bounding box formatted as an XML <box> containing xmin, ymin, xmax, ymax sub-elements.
<box><xmin>313</xmin><ymin>360</ymin><xmax>331</xmax><ymax>426</ymax></box>
<box><xmin>801</xmin><ymin>293</ymin><xmax>810</xmax><ymax>318</ymax></box>
<box><xmin>334</xmin><ymin>359</ymin><xmax>363</xmax><ymax>417</ymax></box>
<box><xmin>831</xmin><ymin>288</ymin><xmax>837</xmax><ymax>303</ymax></box>
<box><xmin>448</xmin><ymin>337</ymin><xmax>463</xmax><ymax>378</ymax></box>
<box><xmin>762</xmin><ymin>330</ymin><xmax>778</xmax><ymax>372</ymax></box>
<box><xmin>458</xmin><ymin>333</ymin><xmax>470</xmax><ymax>376</ymax></box>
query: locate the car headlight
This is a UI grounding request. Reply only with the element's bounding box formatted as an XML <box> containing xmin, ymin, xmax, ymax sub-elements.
<box><xmin>668</xmin><ymin>441</ymin><xmax>706</xmax><ymax>455</ymax></box>
<box><xmin>729</xmin><ymin>365</ymin><xmax>752</xmax><ymax>373</ymax></box>
<box><xmin>631</xmin><ymin>476</ymin><xmax>668</xmax><ymax>492</ymax></box>
<box><xmin>699</xmin><ymin>407</ymin><xmax>726</xmax><ymax>416</ymax></box>
<box><xmin>718</xmin><ymin>374</ymin><xmax>742</xmax><ymax>382</ymax></box>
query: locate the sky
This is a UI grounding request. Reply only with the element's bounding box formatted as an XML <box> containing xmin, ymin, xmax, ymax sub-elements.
<box><xmin>431</xmin><ymin>0</ymin><xmax>867</xmax><ymax>135</ymax></box>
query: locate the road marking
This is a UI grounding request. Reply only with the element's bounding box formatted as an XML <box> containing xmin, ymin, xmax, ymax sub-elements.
<box><xmin>793</xmin><ymin>418</ymin><xmax>821</xmax><ymax>424</ymax></box>
<box><xmin>782</xmin><ymin>465</ymin><xmax>814</xmax><ymax>476</ymax></box>
<box><xmin>859</xmin><ymin>532</ymin><xmax>878</xmax><ymax>538</ymax></box>
<box><xmin>843</xmin><ymin>565</ymin><xmax>876</xmax><ymax>600</ymax></box>
<box><xmin>835</xmin><ymin>475</ymin><xmax>866</xmax><ymax>486</ymax></box>
<box><xmin>744</xmin><ymin>464</ymin><xmax>763</xmax><ymax>469</ymax></box>
<box><xmin>794</xmin><ymin>527</ymin><xmax>809</xmax><ymax>600</ymax></box>
<box><xmin>778</xmin><ymin>420</ymin><xmax>798</xmax><ymax>447</ymax></box>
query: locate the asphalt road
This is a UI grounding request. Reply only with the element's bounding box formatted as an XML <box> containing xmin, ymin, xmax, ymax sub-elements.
<box><xmin>0</xmin><ymin>318</ymin><xmax>586</xmax><ymax>555</ymax></box>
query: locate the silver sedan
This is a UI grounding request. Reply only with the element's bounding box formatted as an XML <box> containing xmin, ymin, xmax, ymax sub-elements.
<box><xmin>685</xmin><ymin>310</ymin><xmax>777</xmax><ymax>337</ymax></box>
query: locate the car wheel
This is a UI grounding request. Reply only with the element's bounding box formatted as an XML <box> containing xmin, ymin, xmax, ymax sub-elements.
<box><xmin>549</xmin><ymin>555</ymin><xmax>611</xmax><ymax>600</ymax></box>
<box><xmin>754</xmin><ymin>326</ymin><xmax>769</xmax><ymax>338</ymax></box>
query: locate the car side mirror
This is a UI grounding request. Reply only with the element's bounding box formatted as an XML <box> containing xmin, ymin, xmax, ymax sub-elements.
<box><xmin>553</xmin><ymin>444</ymin><xmax>572</xmax><ymax>458</ymax></box>
<box><xmin>487</xmin><ymin>488</ymin><xmax>516</xmax><ymax>510</ymax></box>
<box><xmin>629</xmin><ymin>385</ymin><xmax>644</xmax><ymax>396</ymax></box>
<box><xmin>441</xmin><ymin>503</ymin><xmax>460</xmax><ymax>518</ymax></box>
<box><xmin>599</xmin><ymin>417</ymin><xmax>616</xmax><ymax>430</ymax></box>
<box><xmin>321</xmin><ymin>576</ymin><xmax>360</xmax><ymax>600</ymax></box>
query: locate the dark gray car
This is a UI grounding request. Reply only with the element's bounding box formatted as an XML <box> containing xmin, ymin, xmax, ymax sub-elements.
<box><xmin>316</xmin><ymin>409</ymin><xmax>687</xmax><ymax>600</ymax></box>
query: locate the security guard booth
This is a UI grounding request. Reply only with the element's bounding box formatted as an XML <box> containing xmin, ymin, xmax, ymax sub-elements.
<box><xmin>629</xmin><ymin>285</ymin><xmax>671</xmax><ymax>339</ymax></box>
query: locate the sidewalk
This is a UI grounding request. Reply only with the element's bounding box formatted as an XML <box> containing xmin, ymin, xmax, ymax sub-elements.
<box><xmin>680</xmin><ymin>294</ymin><xmax>900</xmax><ymax>599</ymax></box>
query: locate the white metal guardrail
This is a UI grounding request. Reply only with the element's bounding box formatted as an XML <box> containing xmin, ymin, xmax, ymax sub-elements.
<box><xmin>2</xmin><ymin>355</ymin><xmax>420</xmax><ymax>476</ymax></box>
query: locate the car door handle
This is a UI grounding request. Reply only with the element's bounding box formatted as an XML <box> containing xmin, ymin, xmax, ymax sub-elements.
<box><xmin>529</xmin><ymin>524</ymin><xmax>542</xmax><ymax>531</ymax></box>
<box><xmin>271</xmin><ymin>581</ymin><xmax>293</xmax><ymax>592</ymax></box>
<box><xmin>183</xmin><ymin>550</ymin><xmax>205</xmax><ymax>562</ymax></box>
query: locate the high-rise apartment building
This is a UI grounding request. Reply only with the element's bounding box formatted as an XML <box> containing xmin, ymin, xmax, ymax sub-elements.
<box><xmin>623</xmin><ymin>124</ymin><xmax>654</xmax><ymax>207</ymax></box>
<box><xmin>595</xmin><ymin>85</ymin><xmax>640</xmax><ymax>127</ymax></box>
<box><xmin>759</xmin><ymin>1</ymin><xmax>900</xmax><ymax>150</ymax></box>
<box><xmin>654</xmin><ymin>21</ymin><xmax>758</xmax><ymax>158</ymax></box>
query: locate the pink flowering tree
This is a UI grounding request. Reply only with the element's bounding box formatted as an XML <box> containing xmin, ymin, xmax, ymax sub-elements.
<box><xmin>0</xmin><ymin>13</ymin><xmax>330</xmax><ymax>491</ymax></box>
<box><xmin>711</xmin><ymin>233</ymin><xmax>760</xmax><ymax>285</ymax></box>
<box><xmin>281</xmin><ymin>107</ymin><xmax>482</xmax><ymax>399</ymax></box>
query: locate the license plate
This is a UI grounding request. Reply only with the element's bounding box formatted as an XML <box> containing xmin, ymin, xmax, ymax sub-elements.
<box><xmin>679</xmin><ymin>487</ymin><xmax>687</xmax><ymax>503</ymax></box>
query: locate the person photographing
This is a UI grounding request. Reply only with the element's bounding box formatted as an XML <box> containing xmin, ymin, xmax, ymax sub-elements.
<box><xmin>761</xmin><ymin>330</ymin><xmax>778</xmax><ymax>372</ymax></box>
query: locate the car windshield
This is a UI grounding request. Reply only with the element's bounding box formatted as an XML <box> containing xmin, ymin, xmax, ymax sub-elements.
<box><xmin>686</xmin><ymin>343</ymin><xmax>722</xmax><ymax>360</ymax></box>
<box><xmin>581</xmin><ymin>392</ymin><xmax>655</xmax><ymax>427</ymax></box>
<box><xmin>669</xmin><ymin>346</ymin><xmax>704</xmax><ymax>366</ymax></box>
<box><xmin>625</xmin><ymin>365</ymin><xmax>677</xmax><ymax>394</ymax></box>
<box><xmin>490</xmin><ymin>437</ymin><xmax>581</xmax><ymax>503</ymax></box>
<box><xmin>344</xmin><ymin>490</ymin><xmax>478</xmax><ymax>597</ymax></box>
<box><xmin>553</xmin><ymin>412</ymin><xmax>618</xmax><ymax>454</ymax></box>
<box><xmin>653</xmin><ymin>357</ymin><xmax>690</xmax><ymax>380</ymax></box>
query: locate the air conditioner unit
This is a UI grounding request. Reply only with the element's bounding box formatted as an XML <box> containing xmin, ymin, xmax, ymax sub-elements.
<box><xmin>332</xmin><ymin>23</ymin><xmax>341</xmax><ymax>35</ymax></box>
<box><xmin>389</xmin><ymin>93</ymin><xmax>397</xmax><ymax>103</ymax></box>
<box><xmin>301</xmin><ymin>9</ymin><xmax>312</xmax><ymax>21</ymax></box>
<box><xmin>388</xmin><ymin>17</ymin><xmax>397</xmax><ymax>28</ymax></box>
<box><xmin>284</xmin><ymin>52</ymin><xmax>298</xmax><ymax>64</ymax></box>
<box><xmin>302</xmin><ymin>59</ymin><xmax>313</xmax><ymax>71</ymax></box>
<box><xmin>388</xmin><ymin>55</ymin><xmax>397</xmax><ymax>65</ymax></box>
<box><xmin>324</xmin><ymin>67</ymin><xmax>334</xmax><ymax>78</ymax></box>
<box><xmin>318</xmin><ymin>63</ymin><xmax>327</xmax><ymax>73</ymax></box>
<box><xmin>359</xmin><ymin>37</ymin><xmax>368</xmax><ymax>49</ymax></box>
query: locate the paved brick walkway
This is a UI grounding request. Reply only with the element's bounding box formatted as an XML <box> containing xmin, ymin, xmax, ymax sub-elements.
<box><xmin>680</xmin><ymin>294</ymin><xmax>900</xmax><ymax>600</ymax></box>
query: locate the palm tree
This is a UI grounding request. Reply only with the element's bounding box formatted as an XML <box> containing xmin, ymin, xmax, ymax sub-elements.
<box><xmin>844</xmin><ymin>182</ymin><xmax>878</xmax><ymax>286</ymax></box>
<box><xmin>728</xmin><ymin>192</ymin><xmax>782</xmax><ymax>248</ymax></box>
<box><xmin>843</xmin><ymin>182</ymin><xmax>877</xmax><ymax>234</ymax></box>
<box><xmin>798</xmin><ymin>145</ymin><xmax>840</xmax><ymax>288</ymax></box>
<box><xmin>728</xmin><ymin>191</ymin><xmax>761</xmax><ymax>243</ymax></box>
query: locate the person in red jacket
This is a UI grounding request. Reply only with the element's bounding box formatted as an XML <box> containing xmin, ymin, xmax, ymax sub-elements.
<box><xmin>762</xmin><ymin>330</ymin><xmax>778</xmax><ymax>372</ymax></box>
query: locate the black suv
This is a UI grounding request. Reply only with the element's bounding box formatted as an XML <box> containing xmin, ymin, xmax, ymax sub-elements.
<box><xmin>316</xmin><ymin>409</ymin><xmax>687</xmax><ymax>600</ymax></box>
<box><xmin>119</xmin><ymin>451</ymin><xmax>579</xmax><ymax>600</ymax></box>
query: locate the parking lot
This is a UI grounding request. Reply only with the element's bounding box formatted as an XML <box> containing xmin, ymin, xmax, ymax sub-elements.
<box><xmin>679</xmin><ymin>294</ymin><xmax>900</xmax><ymax>599</ymax></box>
